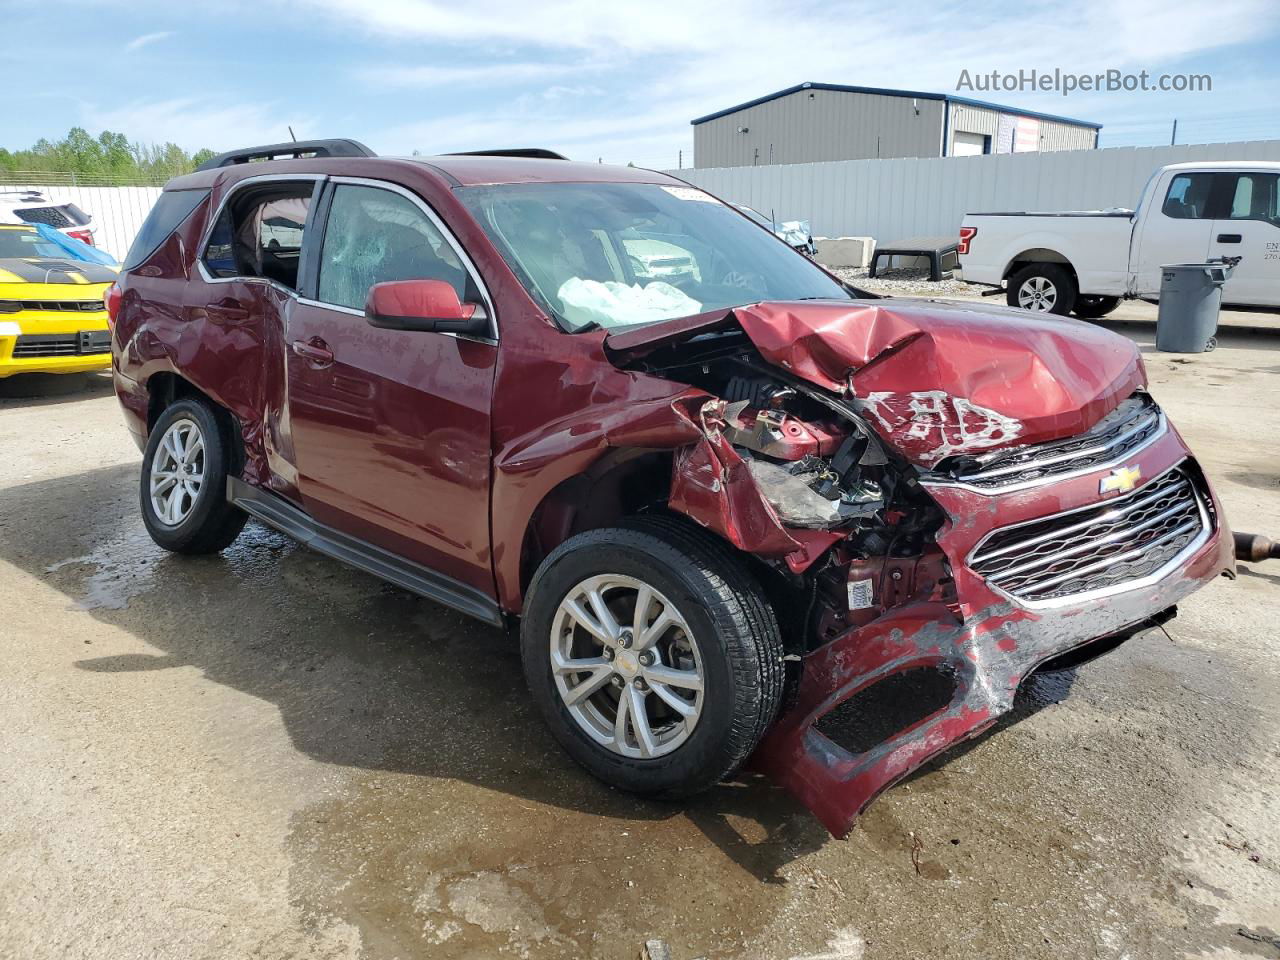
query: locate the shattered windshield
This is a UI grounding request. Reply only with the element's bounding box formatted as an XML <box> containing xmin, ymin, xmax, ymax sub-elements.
<box><xmin>458</xmin><ymin>182</ymin><xmax>849</xmax><ymax>331</ymax></box>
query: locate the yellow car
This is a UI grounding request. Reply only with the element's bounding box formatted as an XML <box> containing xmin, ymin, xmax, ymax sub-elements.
<box><xmin>0</xmin><ymin>224</ymin><xmax>117</xmax><ymax>378</ymax></box>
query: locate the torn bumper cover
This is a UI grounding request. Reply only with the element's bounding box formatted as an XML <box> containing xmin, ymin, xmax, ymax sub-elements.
<box><xmin>750</xmin><ymin>428</ymin><xmax>1234</xmax><ymax>838</ymax></box>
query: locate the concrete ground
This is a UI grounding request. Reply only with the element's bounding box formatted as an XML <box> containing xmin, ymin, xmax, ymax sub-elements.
<box><xmin>1</xmin><ymin>301</ymin><xmax>1278</xmax><ymax>960</ymax></box>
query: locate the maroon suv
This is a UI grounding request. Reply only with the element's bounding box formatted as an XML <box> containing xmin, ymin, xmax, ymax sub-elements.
<box><xmin>109</xmin><ymin>139</ymin><xmax>1234</xmax><ymax>835</ymax></box>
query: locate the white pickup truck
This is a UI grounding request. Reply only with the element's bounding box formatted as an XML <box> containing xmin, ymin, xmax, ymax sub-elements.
<box><xmin>957</xmin><ymin>161</ymin><xmax>1280</xmax><ymax>316</ymax></box>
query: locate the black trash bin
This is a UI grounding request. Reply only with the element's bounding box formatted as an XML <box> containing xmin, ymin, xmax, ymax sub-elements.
<box><xmin>1155</xmin><ymin>258</ymin><xmax>1238</xmax><ymax>353</ymax></box>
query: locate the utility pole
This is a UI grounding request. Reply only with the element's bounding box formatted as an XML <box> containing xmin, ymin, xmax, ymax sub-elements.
<box><xmin>1170</xmin><ymin>119</ymin><xmax>1178</xmax><ymax>146</ymax></box>
<box><xmin>678</xmin><ymin>150</ymin><xmax>682</xmax><ymax>169</ymax></box>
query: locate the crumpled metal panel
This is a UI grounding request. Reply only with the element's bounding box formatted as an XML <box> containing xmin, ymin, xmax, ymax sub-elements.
<box><xmin>732</xmin><ymin>300</ymin><xmax>1145</xmax><ymax>467</ymax></box>
<box><xmin>666</xmin><ymin>397</ymin><xmax>845</xmax><ymax>570</ymax></box>
<box><xmin>667</xmin><ymin>404</ymin><xmax>803</xmax><ymax>557</ymax></box>
<box><xmin>750</xmin><ymin>430</ymin><xmax>1234</xmax><ymax>837</ymax></box>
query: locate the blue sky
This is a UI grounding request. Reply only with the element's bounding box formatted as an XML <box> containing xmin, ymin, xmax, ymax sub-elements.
<box><xmin>5</xmin><ymin>0</ymin><xmax>1278</xmax><ymax>168</ymax></box>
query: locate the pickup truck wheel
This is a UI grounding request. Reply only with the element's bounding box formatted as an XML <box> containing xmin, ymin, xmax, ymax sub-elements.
<box><xmin>1007</xmin><ymin>264</ymin><xmax>1077</xmax><ymax>315</ymax></box>
<box><xmin>140</xmin><ymin>398</ymin><xmax>246</xmax><ymax>554</ymax></box>
<box><xmin>1073</xmin><ymin>295</ymin><xmax>1121</xmax><ymax>319</ymax></box>
<box><xmin>521</xmin><ymin>517</ymin><xmax>783</xmax><ymax>798</ymax></box>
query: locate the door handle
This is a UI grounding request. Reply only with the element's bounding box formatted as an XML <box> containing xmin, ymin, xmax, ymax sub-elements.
<box><xmin>188</xmin><ymin>300</ymin><xmax>249</xmax><ymax>324</ymax></box>
<box><xmin>1216</xmin><ymin>233</ymin><xmax>1242</xmax><ymax>244</ymax></box>
<box><xmin>291</xmin><ymin>337</ymin><xmax>334</xmax><ymax>367</ymax></box>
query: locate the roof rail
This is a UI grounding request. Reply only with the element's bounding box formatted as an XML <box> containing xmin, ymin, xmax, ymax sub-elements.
<box><xmin>446</xmin><ymin>148</ymin><xmax>569</xmax><ymax>160</ymax></box>
<box><xmin>196</xmin><ymin>138</ymin><xmax>377</xmax><ymax>172</ymax></box>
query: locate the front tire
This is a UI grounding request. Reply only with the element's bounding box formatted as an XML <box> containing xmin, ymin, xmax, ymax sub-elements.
<box><xmin>1007</xmin><ymin>263</ymin><xmax>1077</xmax><ymax>315</ymax></box>
<box><xmin>521</xmin><ymin>516</ymin><xmax>783</xmax><ymax>798</ymax></box>
<box><xmin>140</xmin><ymin>397</ymin><xmax>246</xmax><ymax>554</ymax></box>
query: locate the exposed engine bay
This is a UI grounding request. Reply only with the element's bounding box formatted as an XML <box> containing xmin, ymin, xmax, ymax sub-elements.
<box><xmin>613</xmin><ymin>324</ymin><xmax>956</xmax><ymax>655</ymax></box>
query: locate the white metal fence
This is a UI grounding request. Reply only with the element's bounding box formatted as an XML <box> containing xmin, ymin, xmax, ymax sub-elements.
<box><xmin>12</xmin><ymin>139</ymin><xmax>1280</xmax><ymax>264</ymax></box>
<box><xmin>671</xmin><ymin>139</ymin><xmax>1280</xmax><ymax>243</ymax></box>
<box><xmin>3</xmin><ymin>184</ymin><xmax>162</xmax><ymax>261</ymax></box>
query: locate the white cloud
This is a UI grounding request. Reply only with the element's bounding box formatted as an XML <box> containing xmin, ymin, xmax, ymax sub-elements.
<box><xmin>293</xmin><ymin>0</ymin><xmax>1265</xmax><ymax>66</ymax></box>
<box><xmin>308</xmin><ymin>0</ymin><xmax>1272</xmax><ymax>162</ymax></box>
<box><xmin>362</xmin><ymin>61</ymin><xmax>597</xmax><ymax>89</ymax></box>
<box><xmin>124</xmin><ymin>31</ymin><xmax>173</xmax><ymax>52</ymax></box>
<box><xmin>85</xmin><ymin>98</ymin><xmax>314</xmax><ymax>152</ymax></box>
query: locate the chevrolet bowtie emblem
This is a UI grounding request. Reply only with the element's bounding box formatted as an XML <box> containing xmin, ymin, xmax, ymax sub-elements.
<box><xmin>1100</xmin><ymin>465</ymin><xmax>1142</xmax><ymax>495</ymax></box>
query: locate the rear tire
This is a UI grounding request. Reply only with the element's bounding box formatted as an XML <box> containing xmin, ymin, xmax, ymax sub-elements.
<box><xmin>520</xmin><ymin>515</ymin><xmax>783</xmax><ymax>798</ymax></box>
<box><xmin>1073</xmin><ymin>295</ymin><xmax>1121</xmax><ymax>319</ymax></box>
<box><xmin>140</xmin><ymin>397</ymin><xmax>246</xmax><ymax>554</ymax></box>
<box><xmin>1007</xmin><ymin>263</ymin><xmax>1077</xmax><ymax>316</ymax></box>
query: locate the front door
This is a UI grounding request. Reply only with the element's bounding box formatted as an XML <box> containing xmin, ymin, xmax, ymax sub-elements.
<box><xmin>1208</xmin><ymin>171</ymin><xmax>1280</xmax><ymax>307</ymax></box>
<box><xmin>1132</xmin><ymin>170</ymin><xmax>1214</xmax><ymax>296</ymax></box>
<box><xmin>284</xmin><ymin>180</ymin><xmax>498</xmax><ymax>594</ymax></box>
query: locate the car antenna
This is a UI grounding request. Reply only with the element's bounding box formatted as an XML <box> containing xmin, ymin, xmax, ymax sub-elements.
<box><xmin>288</xmin><ymin>126</ymin><xmax>297</xmax><ymax>143</ymax></box>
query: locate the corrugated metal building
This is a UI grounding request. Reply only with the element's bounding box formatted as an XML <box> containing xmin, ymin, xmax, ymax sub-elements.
<box><xmin>692</xmin><ymin>82</ymin><xmax>1100</xmax><ymax>168</ymax></box>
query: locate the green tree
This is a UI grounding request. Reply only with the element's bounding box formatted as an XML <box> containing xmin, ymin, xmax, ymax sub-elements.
<box><xmin>0</xmin><ymin>128</ymin><xmax>215</xmax><ymax>183</ymax></box>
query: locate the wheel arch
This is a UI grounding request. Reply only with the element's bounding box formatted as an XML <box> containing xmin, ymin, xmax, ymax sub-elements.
<box><xmin>144</xmin><ymin>371</ymin><xmax>243</xmax><ymax>471</ymax></box>
<box><xmin>516</xmin><ymin>449</ymin><xmax>674</xmax><ymax>604</ymax></box>
<box><xmin>1002</xmin><ymin>247</ymin><xmax>1078</xmax><ymax>286</ymax></box>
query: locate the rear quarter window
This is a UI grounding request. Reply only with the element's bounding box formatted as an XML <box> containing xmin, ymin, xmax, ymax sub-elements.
<box><xmin>123</xmin><ymin>189</ymin><xmax>210</xmax><ymax>271</ymax></box>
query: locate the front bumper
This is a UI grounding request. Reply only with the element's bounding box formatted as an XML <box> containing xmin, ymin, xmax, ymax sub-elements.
<box><xmin>0</xmin><ymin>317</ymin><xmax>111</xmax><ymax>378</ymax></box>
<box><xmin>752</xmin><ymin>421</ymin><xmax>1233</xmax><ymax>837</ymax></box>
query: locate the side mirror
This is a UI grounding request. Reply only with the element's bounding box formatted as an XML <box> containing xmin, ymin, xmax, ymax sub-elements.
<box><xmin>365</xmin><ymin>279</ymin><xmax>489</xmax><ymax>336</ymax></box>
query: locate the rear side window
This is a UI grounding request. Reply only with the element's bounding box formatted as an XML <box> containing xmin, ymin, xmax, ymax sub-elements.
<box><xmin>123</xmin><ymin>190</ymin><xmax>209</xmax><ymax>270</ymax></box>
<box><xmin>202</xmin><ymin>184</ymin><xmax>315</xmax><ymax>291</ymax></box>
<box><xmin>1226</xmin><ymin>173</ymin><xmax>1280</xmax><ymax>227</ymax></box>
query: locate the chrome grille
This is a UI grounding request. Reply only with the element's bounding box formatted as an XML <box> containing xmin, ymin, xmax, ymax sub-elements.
<box><xmin>942</xmin><ymin>395</ymin><xmax>1163</xmax><ymax>491</ymax></box>
<box><xmin>970</xmin><ymin>465</ymin><xmax>1207</xmax><ymax>605</ymax></box>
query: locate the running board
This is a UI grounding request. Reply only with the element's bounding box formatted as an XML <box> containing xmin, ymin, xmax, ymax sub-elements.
<box><xmin>227</xmin><ymin>476</ymin><xmax>503</xmax><ymax>627</ymax></box>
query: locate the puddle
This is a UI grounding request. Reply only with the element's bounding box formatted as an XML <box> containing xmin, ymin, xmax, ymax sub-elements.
<box><xmin>44</xmin><ymin>520</ymin><xmax>297</xmax><ymax>611</ymax></box>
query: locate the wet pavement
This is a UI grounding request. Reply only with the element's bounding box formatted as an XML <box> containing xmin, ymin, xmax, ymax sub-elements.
<box><xmin>1</xmin><ymin>309</ymin><xmax>1278</xmax><ymax>959</ymax></box>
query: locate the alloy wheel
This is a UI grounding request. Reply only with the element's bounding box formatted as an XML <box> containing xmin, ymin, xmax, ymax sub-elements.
<box><xmin>1017</xmin><ymin>275</ymin><xmax>1058</xmax><ymax>311</ymax></box>
<box><xmin>149</xmin><ymin>418</ymin><xmax>206</xmax><ymax>526</ymax></box>
<box><xmin>550</xmin><ymin>574</ymin><xmax>704</xmax><ymax>758</ymax></box>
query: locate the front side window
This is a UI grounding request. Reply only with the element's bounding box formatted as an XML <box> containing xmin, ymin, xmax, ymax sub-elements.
<box><xmin>1162</xmin><ymin>173</ymin><xmax>1214</xmax><ymax>219</ymax></box>
<box><xmin>316</xmin><ymin>184</ymin><xmax>467</xmax><ymax>311</ymax></box>
<box><xmin>1226</xmin><ymin>173</ymin><xmax>1280</xmax><ymax>227</ymax></box>
<box><xmin>458</xmin><ymin>182</ymin><xmax>849</xmax><ymax>331</ymax></box>
<box><xmin>202</xmin><ymin>184</ymin><xmax>314</xmax><ymax>290</ymax></box>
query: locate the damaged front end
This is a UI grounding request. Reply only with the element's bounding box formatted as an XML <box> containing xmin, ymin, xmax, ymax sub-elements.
<box><xmin>606</xmin><ymin>299</ymin><xmax>1234</xmax><ymax>837</ymax></box>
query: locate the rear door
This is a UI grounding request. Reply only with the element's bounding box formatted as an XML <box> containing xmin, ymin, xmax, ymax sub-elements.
<box><xmin>1132</xmin><ymin>171</ymin><xmax>1214</xmax><ymax>295</ymax></box>
<box><xmin>193</xmin><ymin>174</ymin><xmax>323</xmax><ymax>495</ymax></box>
<box><xmin>1207</xmin><ymin>171</ymin><xmax>1280</xmax><ymax>307</ymax></box>
<box><xmin>284</xmin><ymin>178</ymin><xmax>498</xmax><ymax>595</ymax></box>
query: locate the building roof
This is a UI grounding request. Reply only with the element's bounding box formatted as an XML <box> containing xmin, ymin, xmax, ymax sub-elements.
<box><xmin>690</xmin><ymin>82</ymin><xmax>1102</xmax><ymax>130</ymax></box>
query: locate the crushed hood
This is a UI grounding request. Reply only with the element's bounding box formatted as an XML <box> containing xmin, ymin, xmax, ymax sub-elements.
<box><xmin>606</xmin><ymin>298</ymin><xmax>1145</xmax><ymax>468</ymax></box>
